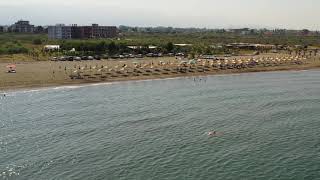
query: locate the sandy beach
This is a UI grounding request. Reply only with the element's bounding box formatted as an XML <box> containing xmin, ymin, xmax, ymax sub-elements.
<box><xmin>1</xmin><ymin>54</ymin><xmax>320</xmax><ymax>91</ymax></box>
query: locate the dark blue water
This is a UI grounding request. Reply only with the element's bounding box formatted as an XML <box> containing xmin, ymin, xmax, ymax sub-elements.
<box><xmin>1</xmin><ymin>70</ymin><xmax>320</xmax><ymax>180</ymax></box>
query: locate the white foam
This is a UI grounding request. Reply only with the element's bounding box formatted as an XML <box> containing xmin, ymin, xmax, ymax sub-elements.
<box><xmin>52</xmin><ymin>85</ymin><xmax>86</xmax><ymax>90</ymax></box>
<box><xmin>6</xmin><ymin>77</ymin><xmax>189</xmax><ymax>94</ymax></box>
<box><xmin>3</xmin><ymin>71</ymin><xmax>292</xmax><ymax>94</ymax></box>
<box><xmin>5</xmin><ymin>84</ymin><xmax>90</xmax><ymax>94</ymax></box>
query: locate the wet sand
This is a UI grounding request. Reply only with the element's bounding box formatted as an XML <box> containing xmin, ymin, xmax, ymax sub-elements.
<box><xmin>1</xmin><ymin>55</ymin><xmax>320</xmax><ymax>91</ymax></box>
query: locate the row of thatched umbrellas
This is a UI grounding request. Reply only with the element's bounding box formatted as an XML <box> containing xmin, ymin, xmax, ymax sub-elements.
<box><xmin>212</xmin><ymin>56</ymin><xmax>306</xmax><ymax>67</ymax></box>
<box><xmin>68</xmin><ymin>56</ymin><xmax>307</xmax><ymax>80</ymax></box>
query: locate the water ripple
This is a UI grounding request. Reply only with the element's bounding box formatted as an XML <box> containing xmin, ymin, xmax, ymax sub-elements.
<box><xmin>1</xmin><ymin>70</ymin><xmax>320</xmax><ymax>179</ymax></box>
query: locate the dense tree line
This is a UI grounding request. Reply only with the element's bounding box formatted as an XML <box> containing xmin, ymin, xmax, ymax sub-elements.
<box><xmin>1</xmin><ymin>32</ymin><xmax>320</xmax><ymax>57</ymax></box>
<box><xmin>59</xmin><ymin>41</ymin><xmax>194</xmax><ymax>55</ymax></box>
<box><xmin>0</xmin><ymin>42</ymin><xmax>29</xmax><ymax>54</ymax></box>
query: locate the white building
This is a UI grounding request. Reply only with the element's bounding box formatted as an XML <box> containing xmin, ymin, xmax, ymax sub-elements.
<box><xmin>48</xmin><ymin>24</ymin><xmax>71</xmax><ymax>39</ymax></box>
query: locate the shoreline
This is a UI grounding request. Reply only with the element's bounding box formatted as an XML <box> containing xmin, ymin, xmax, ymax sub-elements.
<box><xmin>1</xmin><ymin>63</ymin><xmax>320</xmax><ymax>92</ymax></box>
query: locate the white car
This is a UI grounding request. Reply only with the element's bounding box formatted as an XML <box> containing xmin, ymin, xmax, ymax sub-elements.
<box><xmin>51</xmin><ymin>57</ymin><xmax>58</xmax><ymax>61</ymax></box>
<box><xmin>74</xmin><ymin>57</ymin><xmax>81</xmax><ymax>61</ymax></box>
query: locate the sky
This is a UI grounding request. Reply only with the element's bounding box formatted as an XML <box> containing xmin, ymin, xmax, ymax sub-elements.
<box><xmin>0</xmin><ymin>0</ymin><xmax>319</xmax><ymax>30</ymax></box>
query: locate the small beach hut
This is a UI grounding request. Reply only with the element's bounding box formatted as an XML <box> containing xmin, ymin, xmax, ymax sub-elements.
<box><xmin>6</xmin><ymin>64</ymin><xmax>16</xmax><ymax>73</ymax></box>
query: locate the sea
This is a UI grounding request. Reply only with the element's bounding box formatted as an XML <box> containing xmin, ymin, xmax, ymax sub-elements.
<box><xmin>1</xmin><ymin>70</ymin><xmax>320</xmax><ymax>180</ymax></box>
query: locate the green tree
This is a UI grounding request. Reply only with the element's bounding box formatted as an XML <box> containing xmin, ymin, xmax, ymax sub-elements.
<box><xmin>165</xmin><ymin>42</ymin><xmax>174</xmax><ymax>53</ymax></box>
<box><xmin>96</xmin><ymin>41</ymin><xmax>107</xmax><ymax>52</ymax></box>
<box><xmin>108</xmin><ymin>42</ymin><xmax>118</xmax><ymax>55</ymax></box>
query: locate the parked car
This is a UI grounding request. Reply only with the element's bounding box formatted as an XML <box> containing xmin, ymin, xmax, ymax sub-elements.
<box><xmin>81</xmin><ymin>56</ymin><xmax>88</xmax><ymax>60</ymax></box>
<box><xmin>88</xmin><ymin>56</ymin><xmax>94</xmax><ymax>60</ymax></box>
<box><xmin>94</xmin><ymin>55</ymin><xmax>101</xmax><ymax>60</ymax></box>
<box><xmin>135</xmin><ymin>54</ymin><xmax>144</xmax><ymax>58</ymax></box>
<box><xmin>67</xmin><ymin>56</ymin><xmax>74</xmax><ymax>61</ymax></box>
<box><xmin>102</xmin><ymin>54</ymin><xmax>109</xmax><ymax>59</ymax></box>
<box><xmin>128</xmin><ymin>54</ymin><xmax>135</xmax><ymax>58</ymax></box>
<box><xmin>50</xmin><ymin>57</ymin><xmax>58</xmax><ymax>61</ymax></box>
<box><xmin>111</xmin><ymin>55</ymin><xmax>120</xmax><ymax>59</ymax></box>
<box><xmin>74</xmin><ymin>57</ymin><xmax>81</xmax><ymax>61</ymax></box>
<box><xmin>146</xmin><ymin>53</ymin><xmax>154</xmax><ymax>57</ymax></box>
<box><xmin>59</xmin><ymin>56</ymin><xmax>67</xmax><ymax>61</ymax></box>
<box><xmin>175</xmin><ymin>53</ymin><xmax>185</xmax><ymax>57</ymax></box>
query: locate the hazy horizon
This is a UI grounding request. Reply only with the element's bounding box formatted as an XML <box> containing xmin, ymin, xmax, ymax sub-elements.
<box><xmin>1</xmin><ymin>0</ymin><xmax>319</xmax><ymax>30</ymax></box>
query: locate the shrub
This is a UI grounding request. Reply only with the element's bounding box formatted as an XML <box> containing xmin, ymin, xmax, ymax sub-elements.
<box><xmin>33</xmin><ymin>39</ymin><xmax>42</xmax><ymax>45</ymax></box>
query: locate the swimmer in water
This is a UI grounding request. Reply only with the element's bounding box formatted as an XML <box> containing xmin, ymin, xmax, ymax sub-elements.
<box><xmin>208</xmin><ymin>131</ymin><xmax>217</xmax><ymax>136</ymax></box>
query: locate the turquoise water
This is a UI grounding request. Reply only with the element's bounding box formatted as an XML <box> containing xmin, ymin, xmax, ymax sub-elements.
<box><xmin>1</xmin><ymin>70</ymin><xmax>320</xmax><ymax>180</ymax></box>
